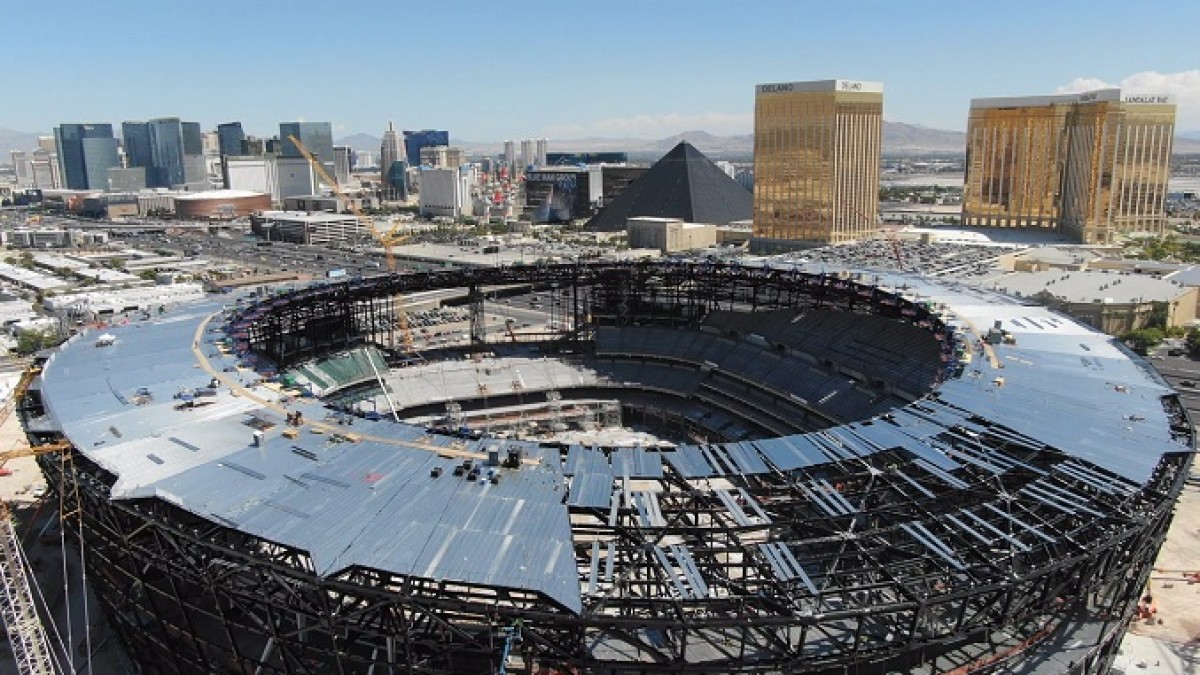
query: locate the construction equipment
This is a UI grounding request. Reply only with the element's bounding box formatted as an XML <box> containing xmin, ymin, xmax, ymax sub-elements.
<box><xmin>0</xmin><ymin>366</ymin><xmax>41</xmax><ymax>433</ymax></box>
<box><xmin>287</xmin><ymin>135</ymin><xmax>415</xmax><ymax>353</ymax></box>
<box><xmin>0</xmin><ymin>367</ymin><xmax>62</xmax><ymax>674</ymax></box>
<box><xmin>0</xmin><ymin>442</ymin><xmax>72</xmax><ymax>465</ymax></box>
<box><xmin>496</xmin><ymin>622</ymin><xmax>522</xmax><ymax>675</ymax></box>
<box><xmin>0</xmin><ymin>501</ymin><xmax>58</xmax><ymax>674</ymax></box>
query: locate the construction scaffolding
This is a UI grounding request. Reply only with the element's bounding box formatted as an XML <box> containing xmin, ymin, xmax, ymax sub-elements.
<box><xmin>19</xmin><ymin>260</ymin><xmax>1195</xmax><ymax>674</ymax></box>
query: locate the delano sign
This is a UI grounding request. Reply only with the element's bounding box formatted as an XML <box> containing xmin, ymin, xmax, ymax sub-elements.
<box><xmin>756</xmin><ymin>80</ymin><xmax>882</xmax><ymax>96</ymax></box>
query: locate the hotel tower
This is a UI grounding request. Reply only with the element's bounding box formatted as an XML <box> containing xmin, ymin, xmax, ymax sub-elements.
<box><xmin>752</xmin><ymin>79</ymin><xmax>883</xmax><ymax>251</ymax></box>
<box><xmin>963</xmin><ymin>89</ymin><xmax>1175</xmax><ymax>244</ymax></box>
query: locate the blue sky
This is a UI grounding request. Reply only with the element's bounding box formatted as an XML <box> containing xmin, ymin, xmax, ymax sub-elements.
<box><xmin>6</xmin><ymin>0</ymin><xmax>1199</xmax><ymax>139</ymax></box>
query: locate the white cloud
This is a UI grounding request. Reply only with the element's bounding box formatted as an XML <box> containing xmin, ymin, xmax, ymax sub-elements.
<box><xmin>1057</xmin><ymin>70</ymin><xmax>1200</xmax><ymax>131</ymax></box>
<box><xmin>542</xmin><ymin>111</ymin><xmax>752</xmax><ymax>139</ymax></box>
<box><xmin>1054</xmin><ymin>77</ymin><xmax>1117</xmax><ymax>94</ymax></box>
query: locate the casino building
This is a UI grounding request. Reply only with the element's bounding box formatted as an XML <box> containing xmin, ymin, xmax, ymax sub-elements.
<box><xmin>752</xmin><ymin>79</ymin><xmax>883</xmax><ymax>251</ymax></box>
<box><xmin>962</xmin><ymin>89</ymin><xmax>1176</xmax><ymax>244</ymax></box>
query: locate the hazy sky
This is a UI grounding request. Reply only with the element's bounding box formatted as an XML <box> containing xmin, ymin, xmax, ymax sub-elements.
<box><xmin>6</xmin><ymin>0</ymin><xmax>1199</xmax><ymax>139</ymax></box>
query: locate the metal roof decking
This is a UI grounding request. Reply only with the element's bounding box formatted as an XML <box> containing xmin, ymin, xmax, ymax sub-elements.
<box><xmin>35</xmin><ymin>262</ymin><xmax>1189</xmax><ymax>635</ymax></box>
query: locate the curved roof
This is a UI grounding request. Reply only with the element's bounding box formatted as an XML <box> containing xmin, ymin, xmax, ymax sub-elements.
<box><xmin>36</xmin><ymin>263</ymin><xmax>1187</xmax><ymax>620</ymax></box>
<box><xmin>172</xmin><ymin>189</ymin><xmax>268</xmax><ymax>201</ymax></box>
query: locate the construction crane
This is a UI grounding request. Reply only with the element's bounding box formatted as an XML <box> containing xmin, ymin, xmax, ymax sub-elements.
<box><xmin>287</xmin><ymin>135</ymin><xmax>416</xmax><ymax>353</ymax></box>
<box><xmin>0</xmin><ymin>501</ymin><xmax>59</xmax><ymax>674</ymax></box>
<box><xmin>0</xmin><ymin>367</ymin><xmax>62</xmax><ymax>674</ymax></box>
<box><xmin>0</xmin><ymin>442</ymin><xmax>73</xmax><ymax>465</ymax></box>
<box><xmin>0</xmin><ymin>366</ymin><xmax>41</xmax><ymax>433</ymax></box>
<box><xmin>0</xmin><ymin>366</ymin><xmax>71</xmax><ymax>467</ymax></box>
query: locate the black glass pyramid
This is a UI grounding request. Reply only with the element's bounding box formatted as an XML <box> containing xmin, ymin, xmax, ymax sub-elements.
<box><xmin>586</xmin><ymin>141</ymin><xmax>752</xmax><ymax>231</ymax></box>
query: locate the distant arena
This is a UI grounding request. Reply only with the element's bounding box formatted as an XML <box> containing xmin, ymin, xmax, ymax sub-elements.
<box><xmin>172</xmin><ymin>188</ymin><xmax>271</xmax><ymax>219</ymax></box>
<box><xmin>22</xmin><ymin>261</ymin><xmax>1193</xmax><ymax>674</ymax></box>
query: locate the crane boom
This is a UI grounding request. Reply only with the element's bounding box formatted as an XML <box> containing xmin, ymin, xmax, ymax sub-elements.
<box><xmin>287</xmin><ymin>135</ymin><xmax>415</xmax><ymax>353</ymax></box>
<box><xmin>0</xmin><ymin>442</ymin><xmax>72</xmax><ymax>465</ymax></box>
<box><xmin>0</xmin><ymin>366</ymin><xmax>41</xmax><ymax>436</ymax></box>
<box><xmin>0</xmin><ymin>502</ymin><xmax>58</xmax><ymax>675</ymax></box>
<box><xmin>0</xmin><ymin>367</ymin><xmax>60</xmax><ymax>674</ymax></box>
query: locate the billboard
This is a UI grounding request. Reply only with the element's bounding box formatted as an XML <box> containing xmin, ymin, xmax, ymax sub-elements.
<box><xmin>525</xmin><ymin>170</ymin><xmax>589</xmax><ymax>223</ymax></box>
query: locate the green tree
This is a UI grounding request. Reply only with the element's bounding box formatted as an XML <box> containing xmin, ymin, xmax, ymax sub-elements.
<box><xmin>1121</xmin><ymin>327</ymin><xmax>1166</xmax><ymax>354</ymax></box>
<box><xmin>16</xmin><ymin>329</ymin><xmax>58</xmax><ymax>355</ymax></box>
<box><xmin>1186</xmin><ymin>328</ymin><xmax>1200</xmax><ymax>356</ymax></box>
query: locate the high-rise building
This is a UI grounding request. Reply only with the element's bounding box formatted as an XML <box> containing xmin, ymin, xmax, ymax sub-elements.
<box><xmin>54</xmin><ymin>123</ymin><xmax>120</xmax><ymax>190</ymax></box>
<box><xmin>380</xmin><ymin>122</ymin><xmax>406</xmax><ymax>199</ymax></box>
<box><xmin>280</xmin><ymin>122</ymin><xmax>335</xmax><ymax>186</ymax></box>
<box><xmin>419</xmin><ymin>165</ymin><xmax>476</xmax><ymax>219</ymax></box>
<box><xmin>11</xmin><ymin>151</ymin><xmax>33</xmax><ymax>188</ymax></box>
<box><xmin>520</xmin><ymin>139</ymin><xmax>533</xmax><ymax>169</ymax></box>
<box><xmin>404</xmin><ymin>129</ymin><xmax>449</xmax><ymax>166</ymax></box>
<box><xmin>334</xmin><ymin>146</ymin><xmax>352</xmax><ymax>185</ymax></box>
<box><xmin>122</xmin><ymin>118</ymin><xmax>207</xmax><ymax>189</ymax></box>
<box><xmin>240</xmin><ymin>137</ymin><xmax>266</xmax><ymax>156</ymax></box>
<box><xmin>503</xmin><ymin>140</ymin><xmax>516</xmax><ymax>169</ymax></box>
<box><xmin>202</xmin><ymin>131</ymin><xmax>220</xmax><ymax>155</ymax></box>
<box><xmin>121</xmin><ymin>122</ymin><xmax>154</xmax><ymax>174</ymax></box>
<box><xmin>279</xmin><ymin>122</ymin><xmax>334</xmax><ymax>164</ymax></box>
<box><xmin>752</xmin><ymin>79</ymin><xmax>883</xmax><ymax>250</ymax></box>
<box><xmin>419</xmin><ymin>145</ymin><xmax>466</xmax><ymax>169</ymax></box>
<box><xmin>535</xmin><ymin>139</ymin><xmax>548</xmax><ymax>167</ymax></box>
<box><xmin>217</xmin><ymin>122</ymin><xmax>245</xmax><ymax>157</ymax></box>
<box><xmin>30</xmin><ymin>151</ymin><xmax>61</xmax><ymax>189</ymax></box>
<box><xmin>146</xmin><ymin>119</ymin><xmax>184</xmax><ymax>187</ymax></box>
<box><xmin>380</xmin><ymin>122</ymin><xmax>403</xmax><ymax>174</ymax></box>
<box><xmin>963</xmin><ymin>88</ymin><xmax>1175</xmax><ymax>244</ymax></box>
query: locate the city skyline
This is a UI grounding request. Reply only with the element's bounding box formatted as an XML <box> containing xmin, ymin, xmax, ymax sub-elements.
<box><xmin>4</xmin><ymin>0</ymin><xmax>1199</xmax><ymax>142</ymax></box>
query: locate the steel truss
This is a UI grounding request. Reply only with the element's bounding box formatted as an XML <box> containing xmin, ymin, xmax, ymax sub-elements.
<box><xmin>24</xmin><ymin>261</ymin><xmax>1194</xmax><ymax>674</ymax></box>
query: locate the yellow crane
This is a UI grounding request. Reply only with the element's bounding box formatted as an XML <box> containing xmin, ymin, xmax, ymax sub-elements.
<box><xmin>0</xmin><ymin>366</ymin><xmax>41</xmax><ymax>434</ymax></box>
<box><xmin>287</xmin><ymin>135</ymin><xmax>415</xmax><ymax>353</ymax></box>
<box><xmin>0</xmin><ymin>365</ymin><xmax>66</xmax><ymax>674</ymax></box>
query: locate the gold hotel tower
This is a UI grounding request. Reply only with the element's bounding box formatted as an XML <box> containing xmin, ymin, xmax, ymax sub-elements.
<box><xmin>963</xmin><ymin>89</ymin><xmax>1175</xmax><ymax>244</ymax></box>
<box><xmin>753</xmin><ymin>79</ymin><xmax>883</xmax><ymax>251</ymax></box>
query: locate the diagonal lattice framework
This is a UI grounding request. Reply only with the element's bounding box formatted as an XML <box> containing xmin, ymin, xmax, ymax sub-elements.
<box><xmin>20</xmin><ymin>260</ymin><xmax>1193</xmax><ymax>674</ymax></box>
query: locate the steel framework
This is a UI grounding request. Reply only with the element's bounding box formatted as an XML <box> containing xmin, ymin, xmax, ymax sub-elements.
<box><xmin>22</xmin><ymin>261</ymin><xmax>1194</xmax><ymax>675</ymax></box>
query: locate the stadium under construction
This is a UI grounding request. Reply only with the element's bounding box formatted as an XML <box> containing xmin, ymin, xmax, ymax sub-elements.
<box><xmin>18</xmin><ymin>260</ymin><xmax>1194</xmax><ymax>674</ymax></box>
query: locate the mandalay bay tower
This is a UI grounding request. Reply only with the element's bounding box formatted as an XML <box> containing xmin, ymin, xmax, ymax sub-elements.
<box><xmin>963</xmin><ymin>89</ymin><xmax>1175</xmax><ymax>244</ymax></box>
<box><xmin>752</xmin><ymin>79</ymin><xmax>883</xmax><ymax>251</ymax></box>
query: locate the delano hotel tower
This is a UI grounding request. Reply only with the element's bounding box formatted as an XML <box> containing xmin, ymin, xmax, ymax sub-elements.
<box><xmin>963</xmin><ymin>89</ymin><xmax>1175</xmax><ymax>244</ymax></box>
<box><xmin>753</xmin><ymin>79</ymin><xmax>883</xmax><ymax>251</ymax></box>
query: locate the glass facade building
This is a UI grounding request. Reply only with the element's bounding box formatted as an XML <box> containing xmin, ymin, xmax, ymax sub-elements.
<box><xmin>403</xmin><ymin>129</ymin><xmax>449</xmax><ymax>166</ymax></box>
<box><xmin>280</xmin><ymin>122</ymin><xmax>335</xmax><ymax>189</ymax></box>
<box><xmin>148</xmin><ymin>118</ymin><xmax>186</xmax><ymax>187</ymax></box>
<box><xmin>122</xmin><ymin>118</ymin><xmax>206</xmax><ymax>188</ymax></box>
<box><xmin>121</xmin><ymin>122</ymin><xmax>153</xmax><ymax>176</ymax></box>
<box><xmin>279</xmin><ymin>122</ymin><xmax>334</xmax><ymax>165</ymax></box>
<box><xmin>54</xmin><ymin>123</ymin><xmax>119</xmax><ymax>190</ymax></box>
<box><xmin>216</xmin><ymin>123</ymin><xmax>246</xmax><ymax>157</ymax></box>
<box><xmin>963</xmin><ymin>89</ymin><xmax>1176</xmax><ymax>244</ymax></box>
<box><xmin>752</xmin><ymin>80</ymin><xmax>882</xmax><ymax>250</ymax></box>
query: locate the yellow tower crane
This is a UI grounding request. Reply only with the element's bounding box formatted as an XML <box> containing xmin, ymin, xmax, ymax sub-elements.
<box><xmin>287</xmin><ymin>135</ymin><xmax>415</xmax><ymax>353</ymax></box>
<box><xmin>0</xmin><ymin>365</ymin><xmax>69</xmax><ymax>674</ymax></box>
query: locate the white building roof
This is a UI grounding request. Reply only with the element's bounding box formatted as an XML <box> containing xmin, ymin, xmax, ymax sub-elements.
<box><xmin>987</xmin><ymin>270</ymin><xmax>1193</xmax><ymax>305</ymax></box>
<box><xmin>257</xmin><ymin>210</ymin><xmax>358</xmax><ymax>224</ymax></box>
